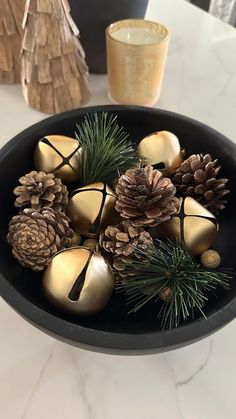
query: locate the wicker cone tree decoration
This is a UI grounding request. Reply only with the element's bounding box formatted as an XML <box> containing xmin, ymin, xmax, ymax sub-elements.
<box><xmin>0</xmin><ymin>0</ymin><xmax>24</xmax><ymax>84</ymax></box>
<box><xmin>21</xmin><ymin>0</ymin><xmax>90</xmax><ymax>114</ymax></box>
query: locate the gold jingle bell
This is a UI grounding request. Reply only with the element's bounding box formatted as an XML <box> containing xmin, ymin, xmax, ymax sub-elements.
<box><xmin>137</xmin><ymin>130</ymin><xmax>183</xmax><ymax>175</ymax></box>
<box><xmin>43</xmin><ymin>247</ymin><xmax>114</xmax><ymax>316</ymax></box>
<box><xmin>34</xmin><ymin>135</ymin><xmax>81</xmax><ymax>182</ymax></box>
<box><xmin>67</xmin><ymin>182</ymin><xmax>119</xmax><ymax>238</ymax></box>
<box><xmin>156</xmin><ymin>197</ymin><xmax>218</xmax><ymax>255</ymax></box>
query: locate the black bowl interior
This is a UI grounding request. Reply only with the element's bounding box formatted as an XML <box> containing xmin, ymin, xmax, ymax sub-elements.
<box><xmin>1</xmin><ymin>105</ymin><xmax>236</xmax><ymax>354</ymax></box>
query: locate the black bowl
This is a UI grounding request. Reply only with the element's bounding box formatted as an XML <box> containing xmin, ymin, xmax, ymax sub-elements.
<box><xmin>1</xmin><ymin>105</ymin><xmax>236</xmax><ymax>355</ymax></box>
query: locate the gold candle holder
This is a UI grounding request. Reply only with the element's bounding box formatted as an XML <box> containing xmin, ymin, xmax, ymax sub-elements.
<box><xmin>106</xmin><ymin>19</ymin><xmax>170</xmax><ymax>106</ymax></box>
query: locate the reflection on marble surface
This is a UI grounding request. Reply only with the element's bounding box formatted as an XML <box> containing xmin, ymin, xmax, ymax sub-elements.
<box><xmin>1</xmin><ymin>0</ymin><xmax>236</xmax><ymax>418</ymax></box>
<box><xmin>209</xmin><ymin>0</ymin><xmax>236</xmax><ymax>25</ymax></box>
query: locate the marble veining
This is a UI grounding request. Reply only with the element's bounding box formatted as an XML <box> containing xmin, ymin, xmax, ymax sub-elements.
<box><xmin>173</xmin><ymin>338</ymin><xmax>214</xmax><ymax>387</ymax></box>
<box><xmin>21</xmin><ymin>347</ymin><xmax>56</xmax><ymax>419</ymax></box>
<box><xmin>1</xmin><ymin>0</ymin><xmax>236</xmax><ymax>418</ymax></box>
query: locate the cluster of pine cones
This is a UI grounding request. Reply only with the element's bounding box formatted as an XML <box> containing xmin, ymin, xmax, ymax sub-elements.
<box><xmin>99</xmin><ymin>154</ymin><xmax>229</xmax><ymax>279</ymax></box>
<box><xmin>99</xmin><ymin>165</ymin><xmax>178</xmax><ymax>279</ymax></box>
<box><xmin>7</xmin><ymin>171</ymin><xmax>73</xmax><ymax>271</ymax></box>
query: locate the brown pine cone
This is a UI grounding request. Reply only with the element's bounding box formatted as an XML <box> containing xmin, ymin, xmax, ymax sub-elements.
<box><xmin>172</xmin><ymin>154</ymin><xmax>229</xmax><ymax>214</ymax></box>
<box><xmin>100</xmin><ymin>221</ymin><xmax>153</xmax><ymax>257</ymax></box>
<box><xmin>112</xmin><ymin>248</ymin><xmax>152</xmax><ymax>281</ymax></box>
<box><xmin>100</xmin><ymin>221</ymin><xmax>153</xmax><ymax>280</ymax></box>
<box><xmin>112</xmin><ymin>258</ymin><xmax>136</xmax><ymax>280</ymax></box>
<box><xmin>7</xmin><ymin>207</ymin><xmax>73</xmax><ymax>271</ymax></box>
<box><xmin>115</xmin><ymin>165</ymin><xmax>179</xmax><ymax>227</ymax></box>
<box><xmin>14</xmin><ymin>171</ymin><xmax>69</xmax><ymax>212</ymax></box>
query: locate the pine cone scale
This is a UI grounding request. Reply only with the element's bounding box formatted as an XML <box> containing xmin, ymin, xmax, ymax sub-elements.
<box><xmin>194</xmin><ymin>184</ymin><xmax>206</xmax><ymax>194</ymax></box>
<box><xmin>181</xmin><ymin>173</ymin><xmax>194</xmax><ymax>183</ymax></box>
<box><xmin>194</xmin><ymin>169</ymin><xmax>206</xmax><ymax>183</ymax></box>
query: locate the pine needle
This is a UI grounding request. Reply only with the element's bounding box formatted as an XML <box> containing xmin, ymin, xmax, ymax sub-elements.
<box><xmin>75</xmin><ymin>112</ymin><xmax>140</xmax><ymax>186</ymax></box>
<box><xmin>115</xmin><ymin>240</ymin><xmax>232</xmax><ymax>329</ymax></box>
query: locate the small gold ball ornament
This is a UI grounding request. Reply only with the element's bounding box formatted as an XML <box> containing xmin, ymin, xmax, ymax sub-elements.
<box><xmin>83</xmin><ymin>238</ymin><xmax>98</xmax><ymax>250</ymax></box>
<box><xmin>201</xmin><ymin>249</ymin><xmax>221</xmax><ymax>269</ymax></box>
<box><xmin>70</xmin><ymin>231</ymin><xmax>82</xmax><ymax>247</ymax></box>
<box><xmin>67</xmin><ymin>182</ymin><xmax>119</xmax><ymax>238</ymax></box>
<box><xmin>137</xmin><ymin>131</ymin><xmax>183</xmax><ymax>175</ymax></box>
<box><xmin>159</xmin><ymin>287</ymin><xmax>173</xmax><ymax>301</ymax></box>
<box><xmin>43</xmin><ymin>247</ymin><xmax>114</xmax><ymax>316</ymax></box>
<box><xmin>156</xmin><ymin>197</ymin><xmax>218</xmax><ymax>256</ymax></box>
<box><xmin>34</xmin><ymin>135</ymin><xmax>81</xmax><ymax>182</ymax></box>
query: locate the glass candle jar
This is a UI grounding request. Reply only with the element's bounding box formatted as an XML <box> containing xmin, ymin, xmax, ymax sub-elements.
<box><xmin>106</xmin><ymin>19</ymin><xmax>170</xmax><ymax>106</ymax></box>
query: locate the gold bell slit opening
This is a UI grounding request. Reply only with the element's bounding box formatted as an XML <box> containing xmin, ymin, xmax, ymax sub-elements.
<box><xmin>106</xmin><ymin>19</ymin><xmax>170</xmax><ymax>106</ymax></box>
<box><xmin>67</xmin><ymin>182</ymin><xmax>119</xmax><ymax>237</ymax></box>
<box><xmin>43</xmin><ymin>247</ymin><xmax>114</xmax><ymax>316</ymax></box>
<box><xmin>137</xmin><ymin>130</ymin><xmax>183</xmax><ymax>175</ymax></box>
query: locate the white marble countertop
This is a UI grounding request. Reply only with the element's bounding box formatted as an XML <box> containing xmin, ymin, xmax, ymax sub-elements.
<box><xmin>1</xmin><ymin>0</ymin><xmax>236</xmax><ymax>418</ymax></box>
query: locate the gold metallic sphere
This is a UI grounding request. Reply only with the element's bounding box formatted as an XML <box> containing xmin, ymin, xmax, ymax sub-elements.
<box><xmin>43</xmin><ymin>247</ymin><xmax>114</xmax><ymax>316</ymax></box>
<box><xmin>159</xmin><ymin>287</ymin><xmax>173</xmax><ymax>302</ymax></box>
<box><xmin>67</xmin><ymin>182</ymin><xmax>119</xmax><ymax>238</ymax></box>
<box><xmin>201</xmin><ymin>249</ymin><xmax>221</xmax><ymax>269</ymax></box>
<box><xmin>70</xmin><ymin>231</ymin><xmax>82</xmax><ymax>247</ymax></box>
<box><xmin>83</xmin><ymin>238</ymin><xmax>98</xmax><ymax>251</ymax></box>
<box><xmin>34</xmin><ymin>135</ymin><xmax>81</xmax><ymax>182</ymax></box>
<box><xmin>137</xmin><ymin>130</ymin><xmax>183</xmax><ymax>175</ymax></box>
<box><xmin>156</xmin><ymin>197</ymin><xmax>218</xmax><ymax>256</ymax></box>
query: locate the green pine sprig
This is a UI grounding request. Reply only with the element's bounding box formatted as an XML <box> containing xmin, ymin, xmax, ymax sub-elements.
<box><xmin>75</xmin><ymin>112</ymin><xmax>140</xmax><ymax>186</ymax></box>
<box><xmin>115</xmin><ymin>240</ymin><xmax>232</xmax><ymax>329</ymax></box>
